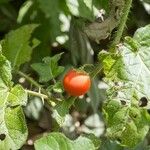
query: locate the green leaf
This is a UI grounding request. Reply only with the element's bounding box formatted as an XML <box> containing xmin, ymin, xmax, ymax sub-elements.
<box><xmin>99</xmin><ymin>24</ymin><xmax>150</xmax><ymax>147</ymax></box>
<box><xmin>0</xmin><ymin>107</ymin><xmax>28</xmax><ymax>150</ymax></box>
<box><xmin>1</xmin><ymin>24</ymin><xmax>39</xmax><ymax>69</ymax></box>
<box><xmin>133</xmin><ymin>25</ymin><xmax>150</xmax><ymax>47</ymax></box>
<box><xmin>34</xmin><ymin>132</ymin><xmax>99</xmax><ymax>150</ymax></box>
<box><xmin>104</xmin><ymin>100</ymin><xmax>149</xmax><ymax>147</ymax></box>
<box><xmin>100</xmin><ymin>139</ymin><xmax>123</xmax><ymax>150</ymax></box>
<box><xmin>84</xmin><ymin>133</ymin><xmax>101</xmax><ymax>149</ymax></box>
<box><xmin>47</xmin><ymin>81</ymin><xmax>63</xmax><ymax>93</ymax></box>
<box><xmin>0</xmin><ymin>54</ymin><xmax>27</xmax><ymax>107</ymax></box>
<box><xmin>17</xmin><ymin>0</ymin><xmax>33</xmax><ymax>24</ymax></box>
<box><xmin>31</xmin><ymin>53</ymin><xmax>64</xmax><ymax>83</ymax></box>
<box><xmin>78</xmin><ymin>0</ymin><xmax>94</xmax><ymax>20</ymax></box>
<box><xmin>94</xmin><ymin>0</ymin><xmax>109</xmax><ymax>12</ymax></box>
<box><xmin>17</xmin><ymin>1</ymin><xmax>52</xmax><ymax>61</ymax></box>
<box><xmin>66</xmin><ymin>0</ymin><xmax>89</xmax><ymax>19</ymax></box>
<box><xmin>100</xmin><ymin>25</ymin><xmax>150</xmax><ymax>95</ymax></box>
<box><xmin>52</xmin><ymin>97</ymin><xmax>76</xmax><ymax>126</ymax></box>
<box><xmin>69</xmin><ymin>19</ymin><xmax>93</xmax><ymax>66</ymax></box>
<box><xmin>7</xmin><ymin>84</ymin><xmax>27</xmax><ymax>107</ymax></box>
<box><xmin>124</xmin><ymin>36</ymin><xmax>140</xmax><ymax>52</ymax></box>
<box><xmin>0</xmin><ymin>53</ymin><xmax>28</xmax><ymax>149</ymax></box>
<box><xmin>87</xmin><ymin>79</ymin><xmax>101</xmax><ymax>112</ymax></box>
<box><xmin>0</xmin><ymin>54</ymin><xmax>12</xmax><ymax>88</ymax></box>
<box><xmin>36</xmin><ymin>0</ymin><xmax>61</xmax><ymax>41</ymax></box>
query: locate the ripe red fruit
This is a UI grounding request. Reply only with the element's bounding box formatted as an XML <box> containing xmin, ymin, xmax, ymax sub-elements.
<box><xmin>63</xmin><ymin>69</ymin><xmax>91</xmax><ymax>96</ymax></box>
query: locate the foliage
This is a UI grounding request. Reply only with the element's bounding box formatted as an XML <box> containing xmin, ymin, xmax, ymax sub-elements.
<box><xmin>31</xmin><ymin>53</ymin><xmax>64</xmax><ymax>83</ymax></box>
<box><xmin>99</xmin><ymin>24</ymin><xmax>150</xmax><ymax>147</ymax></box>
<box><xmin>0</xmin><ymin>0</ymin><xmax>150</xmax><ymax>150</ymax></box>
<box><xmin>34</xmin><ymin>132</ymin><xmax>100</xmax><ymax>150</ymax></box>
<box><xmin>0</xmin><ymin>54</ymin><xmax>27</xmax><ymax>149</ymax></box>
<box><xmin>1</xmin><ymin>24</ymin><xmax>39</xmax><ymax>70</ymax></box>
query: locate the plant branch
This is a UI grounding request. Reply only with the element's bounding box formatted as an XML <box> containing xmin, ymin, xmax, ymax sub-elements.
<box><xmin>111</xmin><ymin>0</ymin><xmax>132</xmax><ymax>48</ymax></box>
<box><xmin>17</xmin><ymin>70</ymin><xmax>41</xmax><ymax>88</ymax></box>
<box><xmin>17</xmin><ymin>71</ymin><xmax>59</xmax><ymax>102</ymax></box>
<box><xmin>25</xmin><ymin>89</ymin><xmax>48</xmax><ymax>99</ymax></box>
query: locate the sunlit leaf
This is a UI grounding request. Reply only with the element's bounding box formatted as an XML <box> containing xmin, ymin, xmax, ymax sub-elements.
<box><xmin>34</xmin><ymin>132</ymin><xmax>99</xmax><ymax>150</ymax></box>
<box><xmin>0</xmin><ymin>53</ymin><xmax>28</xmax><ymax>149</ymax></box>
<box><xmin>1</xmin><ymin>24</ymin><xmax>39</xmax><ymax>69</ymax></box>
<box><xmin>99</xmin><ymin>24</ymin><xmax>150</xmax><ymax>147</ymax></box>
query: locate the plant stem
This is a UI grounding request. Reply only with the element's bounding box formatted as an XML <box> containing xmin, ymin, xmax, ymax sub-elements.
<box><xmin>25</xmin><ymin>89</ymin><xmax>48</xmax><ymax>99</ymax></box>
<box><xmin>89</xmin><ymin>0</ymin><xmax>133</xmax><ymax>79</ymax></box>
<box><xmin>17</xmin><ymin>71</ymin><xmax>58</xmax><ymax>102</ymax></box>
<box><xmin>17</xmin><ymin>71</ymin><xmax>41</xmax><ymax>89</ymax></box>
<box><xmin>17</xmin><ymin>71</ymin><xmax>48</xmax><ymax>95</ymax></box>
<box><xmin>111</xmin><ymin>0</ymin><xmax>132</xmax><ymax>48</ymax></box>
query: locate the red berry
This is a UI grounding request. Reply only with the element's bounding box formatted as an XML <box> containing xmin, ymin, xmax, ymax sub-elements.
<box><xmin>63</xmin><ymin>70</ymin><xmax>91</xmax><ymax>96</ymax></box>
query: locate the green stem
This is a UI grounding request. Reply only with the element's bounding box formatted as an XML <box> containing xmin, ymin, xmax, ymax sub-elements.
<box><xmin>26</xmin><ymin>89</ymin><xmax>48</xmax><ymax>99</ymax></box>
<box><xmin>89</xmin><ymin>1</ymin><xmax>133</xmax><ymax>79</ymax></box>
<box><xmin>17</xmin><ymin>71</ymin><xmax>41</xmax><ymax>89</ymax></box>
<box><xmin>17</xmin><ymin>71</ymin><xmax>58</xmax><ymax>102</ymax></box>
<box><xmin>111</xmin><ymin>0</ymin><xmax>132</xmax><ymax>48</ymax></box>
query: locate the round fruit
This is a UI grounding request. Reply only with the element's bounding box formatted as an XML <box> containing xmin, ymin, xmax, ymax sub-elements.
<box><xmin>63</xmin><ymin>69</ymin><xmax>91</xmax><ymax>96</ymax></box>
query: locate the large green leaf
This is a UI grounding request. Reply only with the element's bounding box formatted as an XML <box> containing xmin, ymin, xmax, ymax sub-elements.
<box><xmin>1</xmin><ymin>24</ymin><xmax>39</xmax><ymax>69</ymax></box>
<box><xmin>34</xmin><ymin>132</ymin><xmax>100</xmax><ymax>150</ymax></box>
<box><xmin>31</xmin><ymin>53</ymin><xmax>64</xmax><ymax>83</ymax></box>
<box><xmin>17</xmin><ymin>1</ymin><xmax>52</xmax><ymax>62</ymax></box>
<box><xmin>0</xmin><ymin>53</ymin><xmax>28</xmax><ymax>149</ymax></box>
<box><xmin>99</xmin><ymin>25</ymin><xmax>150</xmax><ymax>147</ymax></box>
<box><xmin>100</xmin><ymin>25</ymin><xmax>150</xmax><ymax>98</ymax></box>
<box><xmin>69</xmin><ymin>19</ymin><xmax>93</xmax><ymax>65</ymax></box>
<box><xmin>0</xmin><ymin>107</ymin><xmax>28</xmax><ymax>150</ymax></box>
